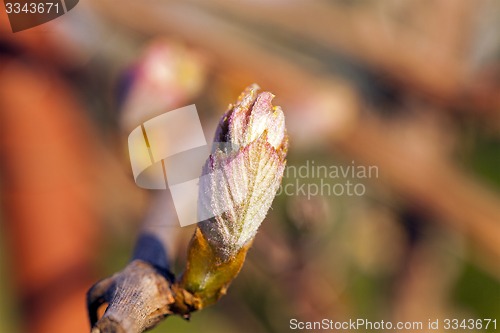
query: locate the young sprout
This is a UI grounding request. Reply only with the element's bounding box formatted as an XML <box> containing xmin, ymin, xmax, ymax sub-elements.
<box><xmin>178</xmin><ymin>84</ymin><xmax>288</xmax><ymax>309</ymax></box>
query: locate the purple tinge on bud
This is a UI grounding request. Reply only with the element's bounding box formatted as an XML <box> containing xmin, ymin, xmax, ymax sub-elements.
<box><xmin>198</xmin><ymin>84</ymin><xmax>288</xmax><ymax>261</ymax></box>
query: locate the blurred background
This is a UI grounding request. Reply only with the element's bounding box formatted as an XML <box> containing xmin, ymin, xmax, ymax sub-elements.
<box><xmin>1</xmin><ymin>0</ymin><xmax>499</xmax><ymax>332</ymax></box>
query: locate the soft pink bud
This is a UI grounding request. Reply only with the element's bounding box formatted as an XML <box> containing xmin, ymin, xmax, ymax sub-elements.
<box><xmin>198</xmin><ymin>84</ymin><xmax>288</xmax><ymax>261</ymax></box>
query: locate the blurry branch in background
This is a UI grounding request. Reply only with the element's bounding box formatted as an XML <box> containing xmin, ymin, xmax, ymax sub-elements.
<box><xmin>91</xmin><ymin>0</ymin><xmax>500</xmax><ymax>116</ymax></box>
<box><xmin>90</xmin><ymin>0</ymin><xmax>500</xmax><ymax>274</ymax></box>
<box><xmin>186</xmin><ymin>0</ymin><xmax>476</xmax><ymax>102</ymax></box>
<box><xmin>87</xmin><ymin>85</ymin><xmax>288</xmax><ymax>332</ymax></box>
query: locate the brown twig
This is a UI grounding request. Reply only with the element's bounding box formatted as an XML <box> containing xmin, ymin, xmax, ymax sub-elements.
<box><xmin>87</xmin><ymin>259</ymin><xmax>202</xmax><ymax>333</ymax></box>
<box><xmin>88</xmin><ymin>260</ymin><xmax>173</xmax><ymax>333</ymax></box>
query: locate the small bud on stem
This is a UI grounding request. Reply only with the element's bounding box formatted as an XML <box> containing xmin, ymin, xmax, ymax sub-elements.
<box><xmin>87</xmin><ymin>84</ymin><xmax>288</xmax><ymax>332</ymax></box>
